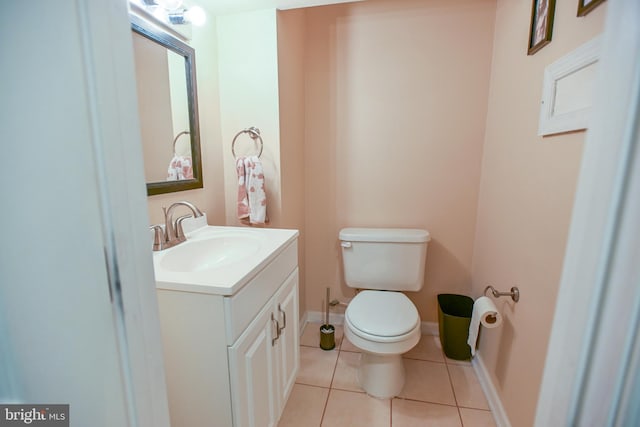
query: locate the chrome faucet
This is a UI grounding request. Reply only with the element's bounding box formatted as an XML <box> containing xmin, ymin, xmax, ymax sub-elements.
<box><xmin>152</xmin><ymin>201</ymin><xmax>204</xmax><ymax>251</ymax></box>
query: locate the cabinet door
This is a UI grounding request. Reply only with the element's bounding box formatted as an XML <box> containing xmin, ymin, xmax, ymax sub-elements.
<box><xmin>274</xmin><ymin>270</ymin><xmax>300</xmax><ymax>414</ymax></box>
<box><xmin>228</xmin><ymin>304</ymin><xmax>278</xmax><ymax>427</ymax></box>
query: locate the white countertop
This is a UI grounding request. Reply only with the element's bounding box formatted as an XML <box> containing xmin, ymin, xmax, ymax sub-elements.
<box><xmin>153</xmin><ymin>225</ymin><xmax>299</xmax><ymax>296</ymax></box>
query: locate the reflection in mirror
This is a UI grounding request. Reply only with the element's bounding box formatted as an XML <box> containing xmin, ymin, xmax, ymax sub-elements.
<box><xmin>131</xmin><ymin>15</ymin><xmax>203</xmax><ymax>195</ymax></box>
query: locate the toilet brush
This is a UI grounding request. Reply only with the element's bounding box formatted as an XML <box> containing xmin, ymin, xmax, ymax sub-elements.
<box><xmin>319</xmin><ymin>287</ymin><xmax>335</xmax><ymax>350</ymax></box>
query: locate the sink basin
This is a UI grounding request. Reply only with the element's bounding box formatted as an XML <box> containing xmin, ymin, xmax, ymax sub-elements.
<box><xmin>152</xmin><ymin>225</ymin><xmax>299</xmax><ymax>296</ymax></box>
<box><xmin>159</xmin><ymin>230</ymin><xmax>265</xmax><ymax>273</ymax></box>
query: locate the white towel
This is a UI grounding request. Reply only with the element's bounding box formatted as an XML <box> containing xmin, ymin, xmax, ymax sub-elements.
<box><xmin>236</xmin><ymin>156</ymin><xmax>267</xmax><ymax>225</ymax></box>
<box><xmin>166</xmin><ymin>155</ymin><xmax>193</xmax><ymax>181</ymax></box>
<box><xmin>236</xmin><ymin>157</ymin><xmax>250</xmax><ymax>220</ymax></box>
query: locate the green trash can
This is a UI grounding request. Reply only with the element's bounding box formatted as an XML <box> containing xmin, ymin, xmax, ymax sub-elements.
<box><xmin>438</xmin><ymin>294</ymin><xmax>474</xmax><ymax>360</ymax></box>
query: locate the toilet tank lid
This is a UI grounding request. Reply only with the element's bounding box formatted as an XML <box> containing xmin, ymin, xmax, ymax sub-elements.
<box><xmin>339</xmin><ymin>228</ymin><xmax>431</xmax><ymax>243</ymax></box>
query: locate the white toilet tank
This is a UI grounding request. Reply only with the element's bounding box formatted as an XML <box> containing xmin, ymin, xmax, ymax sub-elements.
<box><xmin>339</xmin><ymin>228</ymin><xmax>430</xmax><ymax>292</ymax></box>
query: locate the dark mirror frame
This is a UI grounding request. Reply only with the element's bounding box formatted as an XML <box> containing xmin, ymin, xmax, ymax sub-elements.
<box><xmin>131</xmin><ymin>15</ymin><xmax>203</xmax><ymax>196</ymax></box>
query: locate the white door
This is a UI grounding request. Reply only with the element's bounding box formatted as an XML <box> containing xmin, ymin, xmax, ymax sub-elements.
<box><xmin>229</xmin><ymin>305</ymin><xmax>278</xmax><ymax>427</ymax></box>
<box><xmin>0</xmin><ymin>2</ymin><xmax>170</xmax><ymax>427</ymax></box>
<box><xmin>274</xmin><ymin>270</ymin><xmax>300</xmax><ymax>414</ymax></box>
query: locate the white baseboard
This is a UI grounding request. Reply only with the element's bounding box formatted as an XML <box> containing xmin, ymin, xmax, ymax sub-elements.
<box><xmin>472</xmin><ymin>352</ymin><xmax>511</xmax><ymax>427</ymax></box>
<box><xmin>421</xmin><ymin>321</ymin><xmax>439</xmax><ymax>336</ymax></box>
<box><xmin>302</xmin><ymin>311</ymin><xmax>439</xmax><ymax>336</ymax></box>
<box><xmin>298</xmin><ymin>311</ymin><xmax>309</xmax><ymax>336</ymax></box>
<box><xmin>305</xmin><ymin>310</ymin><xmax>345</xmax><ymax>325</ymax></box>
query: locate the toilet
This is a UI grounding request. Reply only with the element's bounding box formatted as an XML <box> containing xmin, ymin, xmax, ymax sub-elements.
<box><xmin>340</xmin><ymin>227</ymin><xmax>430</xmax><ymax>398</ymax></box>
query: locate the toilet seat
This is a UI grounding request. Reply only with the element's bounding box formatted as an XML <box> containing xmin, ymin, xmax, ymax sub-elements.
<box><xmin>346</xmin><ymin>290</ymin><xmax>420</xmax><ymax>343</ymax></box>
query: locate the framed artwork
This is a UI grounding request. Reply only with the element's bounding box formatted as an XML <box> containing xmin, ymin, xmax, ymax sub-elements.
<box><xmin>528</xmin><ymin>0</ymin><xmax>556</xmax><ymax>55</ymax></box>
<box><xmin>577</xmin><ymin>0</ymin><xmax>606</xmax><ymax>16</ymax></box>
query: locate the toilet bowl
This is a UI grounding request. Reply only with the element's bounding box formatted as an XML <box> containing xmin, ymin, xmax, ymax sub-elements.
<box><xmin>339</xmin><ymin>227</ymin><xmax>430</xmax><ymax>398</ymax></box>
<box><xmin>344</xmin><ymin>290</ymin><xmax>421</xmax><ymax>398</ymax></box>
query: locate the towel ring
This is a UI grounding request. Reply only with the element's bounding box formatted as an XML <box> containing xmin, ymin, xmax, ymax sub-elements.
<box><xmin>173</xmin><ymin>130</ymin><xmax>190</xmax><ymax>154</ymax></box>
<box><xmin>232</xmin><ymin>127</ymin><xmax>264</xmax><ymax>159</ymax></box>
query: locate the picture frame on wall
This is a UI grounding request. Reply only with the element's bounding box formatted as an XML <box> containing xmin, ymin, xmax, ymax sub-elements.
<box><xmin>528</xmin><ymin>0</ymin><xmax>556</xmax><ymax>55</ymax></box>
<box><xmin>577</xmin><ymin>0</ymin><xmax>606</xmax><ymax>16</ymax></box>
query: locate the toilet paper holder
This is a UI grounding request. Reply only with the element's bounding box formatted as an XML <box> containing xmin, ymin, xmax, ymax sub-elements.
<box><xmin>484</xmin><ymin>285</ymin><xmax>520</xmax><ymax>303</ymax></box>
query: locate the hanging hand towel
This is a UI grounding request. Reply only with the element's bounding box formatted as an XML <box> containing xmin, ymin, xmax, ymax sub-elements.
<box><xmin>236</xmin><ymin>157</ymin><xmax>250</xmax><ymax>220</ymax></box>
<box><xmin>236</xmin><ymin>156</ymin><xmax>268</xmax><ymax>225</ymax></box>
<box><xmin>166</xmin><ymin>155</ymin><xmax>193</xmax><ymax>181</ymax></box>
<box><xmin>244</xmin><ymin>156</ymin><xmax>267</xmax><ymax>225</ymax></box>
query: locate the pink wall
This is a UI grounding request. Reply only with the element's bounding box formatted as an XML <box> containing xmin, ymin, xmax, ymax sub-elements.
<box><xmin>471</xmin><ymin>0</ymin><xmax>607</xmax><ymax>425</ymax></box>
<box><xmin>304</xmin><ymin>0</ymin><xmax>497</xmax><ymax>320</ymax></box>
<box><xmin>277</xmin><ymin>9</ymin><xmax>308</xmax><ymax>315</ymax></box>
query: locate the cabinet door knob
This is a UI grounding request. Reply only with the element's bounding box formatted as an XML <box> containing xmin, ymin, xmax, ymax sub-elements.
<box><xmin>277</xmin><ymin>304</ymin><xmax>287</xmax><ymax>334</ymax></box>
<box><xmin>271</xmin><ymin>313</ymin><xmax>281</xmax><ymax>346</ymax></box>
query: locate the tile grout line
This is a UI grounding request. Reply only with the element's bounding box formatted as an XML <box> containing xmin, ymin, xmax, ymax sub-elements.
<box><xmin>443</xmin><ymin>352</ymin><xmax>466</xmax><ymax>427</ymax></box>
<box><xmin>403</xmin><ymin>356</ymin><xmax>447</xmax><ymax>364</ymax></box>
<box><xmin>330</xmin><ymin>385</ymin><xmax>365</xmax><ymax>394</ymax></box>
<box><xmin>293</xmin><ymin>382</ymin><xmax>331</xmax><ymax>391</ymax></box>
<box><xmin>318</xmin><ymin>388</ymin><xmax>331</xmax><ymax>427</ymax></box>
<box><xmin>318</xmin><ymin>338</ymin><xmax>342</xmax><ymax>426</ymax></box>
<box><xmin>329</xmin><ymin>337</ymin><xmax>344</xmax><ymax>389</ymax></box>
<box><xmin>393</xmin><ymin>396</ymin><xmax>460</xmax><ymax>408</ymax></box>
<box><xmin>458</xmin><ymin>405</ymin><xmax>494</xmax><ymax>411</ymax></box>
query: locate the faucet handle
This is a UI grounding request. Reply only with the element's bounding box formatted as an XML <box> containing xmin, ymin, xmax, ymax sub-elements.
<box><xmin>150</xmin><ymin>225</ymin><xmax>164</xmax><ymax>251</ymax></box>
<box><xmin>163</xmin><ymin>201</ymin><xmax>204</xmax><ymax>244</ymax></box>
<box><xmin>175</xmin><ymin>215</ymin><xmax>192</xmax><ymax>243</ymax></box>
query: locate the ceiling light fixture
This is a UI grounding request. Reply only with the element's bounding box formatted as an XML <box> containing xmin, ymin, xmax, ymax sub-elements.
<box><xmin>183</xmin><ymin>6</ymin><xmax>206</xmax><ymax>26</ymax></box>
<box><xmin>167</xmin><ymin>6</ymin><xmax>206</xmax><ymax>26</ymax></box>
<box><xmin>155</xmin><ymin>0</ymin><xmax>184</xmax><ymax>10</ymax></box>
<box><xmin>138</xmin><ymin>0</ymin><xmax>206</xmax><ymax>26</ymax></box>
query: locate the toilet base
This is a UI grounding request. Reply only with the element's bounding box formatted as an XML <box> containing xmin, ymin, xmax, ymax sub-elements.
<box><xmin>357</xmin><ymin>352</ymin><xmax>405</xmax><ymax>399</ymax></box>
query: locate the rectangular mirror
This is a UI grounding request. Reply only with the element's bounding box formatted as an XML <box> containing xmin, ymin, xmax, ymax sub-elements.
<box><xmin>131</xmin><ymin>15</ymin><xmax>203</xmax><ymax>195</ymax></box>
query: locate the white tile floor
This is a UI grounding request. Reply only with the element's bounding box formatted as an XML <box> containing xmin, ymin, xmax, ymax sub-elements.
<box><xmin>278</xmin><ymin>323</ymin><xmax>496</xmax><ymax>427</ymax></box>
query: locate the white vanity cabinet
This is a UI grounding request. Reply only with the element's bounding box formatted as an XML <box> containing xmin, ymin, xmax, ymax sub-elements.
<box><xmin>154</xmin><ymin>230</ymin><xmax>299</xmax><ymax>427</ymax></box>
<box><xmin>228</xmin><ymin>270</ymin><xmax>299</xmax><ymax>427</ymax></box>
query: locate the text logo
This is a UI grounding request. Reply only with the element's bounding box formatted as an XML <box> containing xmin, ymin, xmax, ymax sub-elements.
<box><xmin>0</xmin><ymin>405</ymin><xmax>68</xmax><ymax>426</ymax></box>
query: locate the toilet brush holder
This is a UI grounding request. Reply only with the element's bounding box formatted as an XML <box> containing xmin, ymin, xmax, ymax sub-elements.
<box><xmin>319</xmin><ymin>288</ymin><xmax>335</xmax><ymax>350</ymax></box>
<box><xmin>320</xmin><ymin>324</ymin><xmax>335</xmax><ymax>350</ymax></box>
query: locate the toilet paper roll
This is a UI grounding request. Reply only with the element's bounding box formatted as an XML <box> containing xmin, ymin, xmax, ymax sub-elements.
<box><xmin>467</xmin><ymin>296</ymin><xmax>502</xmax><ymax>356</ymax></box>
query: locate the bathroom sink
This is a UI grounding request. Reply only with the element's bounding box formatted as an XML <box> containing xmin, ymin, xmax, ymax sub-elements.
<box><xmin>159</xmin><ymin>231</ymin><xmax>264</xmax><ymax>273</ymax></box>
<box><xmin>152</xmin><ymin>225</ymin><xmax>299</xmax><ymax>296</ymax></box>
